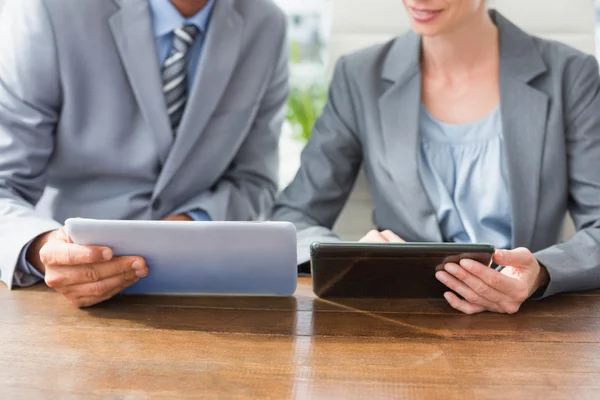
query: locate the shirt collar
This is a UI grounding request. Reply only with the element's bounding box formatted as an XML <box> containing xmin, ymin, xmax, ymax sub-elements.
<box><xmin>149</xmin><ymin>0</ymin><xmax>216</xmax><ymax>38</ymax></box>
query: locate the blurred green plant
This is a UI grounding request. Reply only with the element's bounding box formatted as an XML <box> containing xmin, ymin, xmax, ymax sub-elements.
<box><xmin>286</xmin><ymin>42</ymin><xmax>327</xmax><ymax>143</ymax></box>
<box><xmin>287</xmin><ymin>84</ymin><xmax>327</xmax><ymax>142</ymax></box>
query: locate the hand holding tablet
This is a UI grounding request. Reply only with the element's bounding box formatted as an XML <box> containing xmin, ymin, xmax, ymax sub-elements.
<box><xmin>31</xmin><ymin>227</ymin><xmax>148</xmax><ymax>308</ymax></box>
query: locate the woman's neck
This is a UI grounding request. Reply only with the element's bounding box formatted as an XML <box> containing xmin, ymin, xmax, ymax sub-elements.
<box><xmin>421</xmin><ymin>11</ymin><xmax>499</xmax><ymax>78</ymax></box>
<box><xmin>169</xmin><ymin>0</ymin><xmax>210</xmax><ymax>18</ymax></box>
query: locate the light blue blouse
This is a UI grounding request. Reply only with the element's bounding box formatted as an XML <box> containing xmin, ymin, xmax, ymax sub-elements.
<box><xmin>418</xmin><ymin>104</ymin><xmax>513</xmax><ymax>249</ymax></box>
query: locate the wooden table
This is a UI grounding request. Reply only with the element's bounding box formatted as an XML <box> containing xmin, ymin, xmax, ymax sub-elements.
<box><xmin>2</xmin><ymin>278</ymin><xmax>600</xmax><ymax>399</ymax></box>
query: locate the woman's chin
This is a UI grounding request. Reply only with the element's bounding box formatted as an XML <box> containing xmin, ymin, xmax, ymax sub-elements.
<box><xmin>410</xmin><ymin>23</ymin><xmax>446</xmax><ymax>37</ymax></box>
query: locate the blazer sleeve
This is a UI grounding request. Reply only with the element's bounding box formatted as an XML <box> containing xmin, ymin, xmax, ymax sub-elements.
<box><xmin>171</xmin><ymin>14</ymin><xmax>289</xmax><ymax>223</ymax></box>
<box><xmin>0</xmin><ymin>0</ymin><xmax>63</xmax><ymax>289</ymax></box>
<box><xmin>270</xmin><ymin>56</ymin><xmax>364</xmax><ymax>264</ymax></box>
<box><xmin>535</xmin><ymin>55</ymin><xmax>600</xmax><ymax>297</ymax></box>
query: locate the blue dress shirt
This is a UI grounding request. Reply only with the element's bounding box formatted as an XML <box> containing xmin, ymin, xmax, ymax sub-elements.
<box><xmin>150</xmin><ymin>0</ymin><xmax>214</xmax><ymax>89</ymax></box>
<box><xmin>13</xmin><ymin>0</ymin><xmax>215</xmax><ymax>287</ymax></box>
<box><xmin>418</xmin><ymin>104</ymin><xmax>513</xmax><ymax>249</ymax></box>
<box><xmin>149</xmin><ymin>0</ymin><xmax>214</xmax><ymax>222</ymax></box>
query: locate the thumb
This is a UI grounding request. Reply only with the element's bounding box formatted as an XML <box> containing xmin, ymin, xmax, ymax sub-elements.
<box><xmin>54</xmin><ymin>227</ymin><xmax>73</xmax><ymax>244</ymax></box>
<box><xmin>494</xmin><ymin>247</ymin><xmax>535</xmax><ymax>268</ymax></box>
<box><xmin>380</xmin><ymin>230</ymin><xmax>404</xmax><ymax>243</ymax></box>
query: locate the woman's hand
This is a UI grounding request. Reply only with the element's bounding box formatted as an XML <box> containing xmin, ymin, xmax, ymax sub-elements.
<box><xmin>435</xmin><ymin>247</ymin><xmax>550</xmax><ymax>315</ymax></box>
<box><xmin>359</xmin><ymin>230</ymin><xmax>405</xmax><ymax>243</ymax></box>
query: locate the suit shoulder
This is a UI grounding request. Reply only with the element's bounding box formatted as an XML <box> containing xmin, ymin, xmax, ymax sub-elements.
<box><xmin>531</xmin><ymin>35</ymin><xmax>597</xmax><ymax>74</ymax></box>
<box><xmin>336</xmin><ymin>36</ymin><xmax>401</xmax><ymax>78</ymax></box>
<box><xmin>38</xmin><ymin>0</ymin><xmax>99</xmax><ymax>12</ymax></box>
<box><xmin>30</xmin><ymin>0</ymin><xmax>118</xmax><ymax>24</ymax></box>
<box><xmin>233</xmin><ymin>0</ymin><xmax>287</xmax><ymax>31</ymax></box>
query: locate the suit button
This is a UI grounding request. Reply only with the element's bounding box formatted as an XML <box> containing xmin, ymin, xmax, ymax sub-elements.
<box><xmin>152</xmin><ymin>199</ymin><xmax>161</xmax><ymax>211</ymax></box>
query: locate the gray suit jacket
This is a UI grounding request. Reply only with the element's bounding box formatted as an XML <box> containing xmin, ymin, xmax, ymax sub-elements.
<box><xmin>0</xmin><ymin>0</ymin><xmax>288</xmax><ymax>289</ymax></box>
<box><xmin>272</xmin><ymin>11</ymin><xmax>600</xmax><ymax>298</ymax></box>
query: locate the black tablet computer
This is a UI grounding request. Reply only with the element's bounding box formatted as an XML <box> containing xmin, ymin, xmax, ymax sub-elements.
<box><xmin>310</xmin><ymin>242</ymin><xmax>495</xmax><ymax>299</ymax></box>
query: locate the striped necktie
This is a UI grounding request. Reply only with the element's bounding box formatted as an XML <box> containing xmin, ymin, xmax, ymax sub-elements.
<box><xmin>162</xmin><ymin>24</ymin><xmax>200</xmax><ymax>134</ymax></box>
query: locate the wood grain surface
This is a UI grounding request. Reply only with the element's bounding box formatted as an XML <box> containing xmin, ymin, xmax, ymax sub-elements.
<box><xmin>2</xmin><ymin>277</ymin><xmax>600</xmax><ymax>399</ymax></box>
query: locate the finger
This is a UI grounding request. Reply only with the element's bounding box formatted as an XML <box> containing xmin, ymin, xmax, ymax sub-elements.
<box><xmin>443</xmin><ymin>292</ymin><xmax>486</xmax><ymax>315</ymax></box>
<box><xmin>40</xmin><ymin>241</ymin><xmax>113</xmax><ymax>266</ymax></box>
<box><xmin>459</xmin><ymin>258</ymin><xmax>518</xmax><ymax>297</ymax></box>
<box><xmin>69</xmin><ymin>274</ymin><xmax>140</xmax><ymax>308</ymax></box>
<box><xmin>380</xmin><ymin>230</ymin><xmax>404</xmax><ymax>243</ymax></box>
<box><xmin>66</xmin><ymin>268</ymin><xmax>139</xmax><ymax>299</ymax></box>
<box><xmin>494</xmin><ymin>248</ymin><xmax>535</xmax><ymax>268</ymax></box>
<box><xmin>366</xmin><ymin>230</ymin><xmax>388</xmax><ymax>242</ymax></box>
<box><xmin>443</xmin><ymin>263</ymin><xmax>511</xmax><ymax>305</ymax></box>
<box><xmin>359</xmin><ymin>230</ymin><xmax>388</xmax><ymax>243</ymax></box>
<box><xmin>47</xmin><ymin>256</ymin><xmax>146</xmax><ymax>288</ymax></box>
<box><xmin>54</xmin><ymin>227</ymin><xmax>73</xmax><ymax>244</ymax></box>
<box><xmin>163</xmin><ymin>214</ymin><xmax>193</xmax><ymax>222</ymax></box>
<box><xmin>71</xmin><ymin>256</ymin><xmax>146</xmax><ymax>284</ymax></box>
<box><xmin>435</xmin><ymin>270</ymin><xmax>501</xmax><ymax>312</ymax></box>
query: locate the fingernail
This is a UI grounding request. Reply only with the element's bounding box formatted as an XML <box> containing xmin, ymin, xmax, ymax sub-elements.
<box><xmin>460</xmin><ymin>259</ymin><xmax>472</xmax><ymax>269</ymax></box>
<box><xmin>102</xmin><ymin>249</ymin><xmax>112</xmax><ymax>261</ymax></box>
<box><xmin>132</xmin><ymin>261</ymin><xmax>147</xmax><ymax>277</ymax></box>
<box><xmin>444</xmin><ymin>293</ymin><xmax>452</xmax><ymax>302</ymax></box>
<box><xmin>496</xmin><ymin>250</ymin><xmax>505</xmax><ymax>260</ymax></box>
<box><xmin>134</xmin><ymin>269</ymin><xmax>147</xmax><ymax>278</ymax></box>
<box><xmin>445</xmin><ymin>264</ymin><xmax>457</xmax><ymax>274</ymax></box>
<box><xmin>132</xmin><ymin>260</ymin><xmax>143</xmax><ymax>270</ymax></box>
<box><xmin>436</xmin><ymin>271</ymin><xmax>446</xmax><ymax>282</ymax></box>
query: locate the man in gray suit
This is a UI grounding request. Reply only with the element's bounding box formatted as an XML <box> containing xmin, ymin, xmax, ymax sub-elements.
<box><xmin>272</xmin><ymin>7</ymin><xmax>600</xmax><ymax>314</ymax></box>
<box><xmin>0</xmin><ymin>0</ymin><xmax>288</xmax><ymax>307</ymax></box>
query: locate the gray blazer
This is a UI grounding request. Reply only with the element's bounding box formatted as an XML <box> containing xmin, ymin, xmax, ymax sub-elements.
<box><xmin>272</xmin><ymin>11</ymin><xmax>600</xmax><ymax>298</ymax></box>
<box><xmin>0</xmin><ymin>0</ymin><xmax>288</xmax><ymax>288</ymax></box>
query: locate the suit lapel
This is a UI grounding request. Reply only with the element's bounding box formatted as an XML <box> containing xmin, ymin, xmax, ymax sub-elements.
<box><xmin>501</xmin><ymin>80</ymin><xmax>548</xmax><ymax>248</ymax></box>
<box><xmin>154</xmin><ymin>0</ymin><xmax>243</xmax><ymax>196</ymax></box>
<box><xmin>109</xmin><ymin>0</ymin><xmax>173</xmax><ymax>164</ymax></box>
<box><xmin>494</xmin><ymin>12</ymin><xmax>549</xmax><ymax>248</ymax></box>
<box><xmin>379</xmin><ymin>34</ymin><xmax>443</xmax><ymax>242</ymax></box>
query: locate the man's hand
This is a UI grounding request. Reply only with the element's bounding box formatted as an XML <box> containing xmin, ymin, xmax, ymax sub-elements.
<box><xmin>28</xmin><ymin>228</ymin><xmax>148</xmax><ymax>308</ymax></box>
<box><xmin>435</xmin><ymin>247</ymin><xmax>550</xmax><ymax>315</ymax></box>
<box><xmin>359</xmin><ymin>230</ymin><xmax>405</xmax><ymax>243</ymax></box>
<box><xmin>162</xmin><ymin>214</ymin><xmax>193</xmax><ymax>222</ymax></box>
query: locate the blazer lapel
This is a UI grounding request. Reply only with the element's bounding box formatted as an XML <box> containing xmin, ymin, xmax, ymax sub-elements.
<box><xmin>378</xmin><ymin>34</ymin><xmax>443</xmax><ymax>242</ymax></box>
<box><xmin>494</xmin><ymin>11</ymin><xmax>549</xmax><ymax>248</ymax></box>
<box><xmin>154</xmin><ymin>0</ymin><xmax>243</xmax><ymax>196</ymax></box>
<box><xmin>109</xmin><ymin>0</ymin><xmax>173</xmax><ymax>164</ymax></box>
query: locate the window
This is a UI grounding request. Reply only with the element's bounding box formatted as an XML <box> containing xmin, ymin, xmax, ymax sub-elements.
<box><xmin>597</xmin><ymin>0</ymin><xmax>600</xmax><ymax>56</ymax></box>
<box><xmin>274</xmin><ymin>0</ymin><xmax>331</xmax><ymax>187</ymax></box>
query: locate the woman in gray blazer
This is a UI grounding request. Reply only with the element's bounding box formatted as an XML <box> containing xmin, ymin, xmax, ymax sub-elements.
<box><xmin>272</xmin><ymin>0</ymin><xmax>600</xmax><ymax>314</ymax></box>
